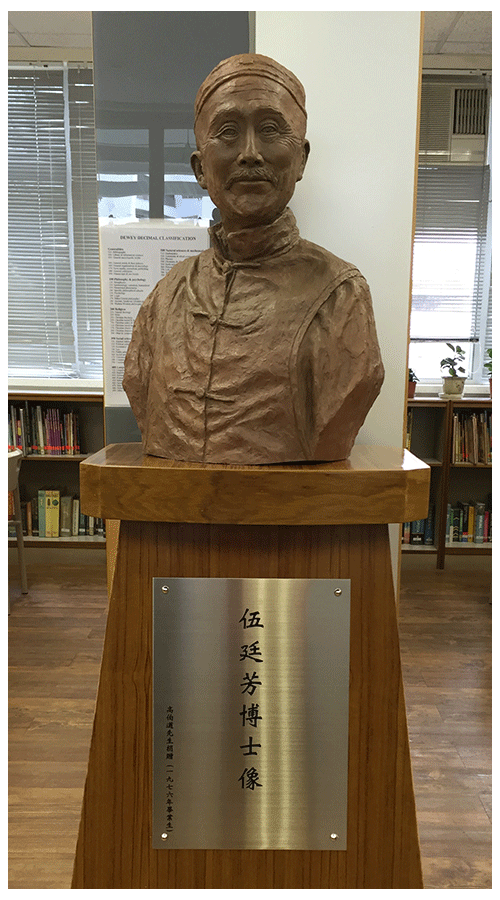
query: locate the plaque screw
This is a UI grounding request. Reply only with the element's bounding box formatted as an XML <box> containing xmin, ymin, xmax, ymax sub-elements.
<box><xmin>161</xmin><ymin>585</ymin><xmax>169</xmax><ymax>594</ymax></box>
<box><xmin>330</xmin><ymin>833</ymin><xmax>338</xmax><ymax>841</ymax></box>
<box><xmin>334</xmin><ymin>588</ymin><xmax>342</xmax><ymax>596</ymax></box>
<box><xmin>161</xmin><ymin>833</ymin><xmax>169</xmax><ymax>840</ymax></box>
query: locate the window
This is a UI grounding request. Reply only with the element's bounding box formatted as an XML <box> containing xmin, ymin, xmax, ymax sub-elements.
<box><xmin>409</xmin><ymin>75</ymin><xmax>492</xmax><ymax>385</ymax></box>
<box><xmin>8</xmin><ymin>64</ymin><xmax>102</xmax><ymax>385</ymax></box>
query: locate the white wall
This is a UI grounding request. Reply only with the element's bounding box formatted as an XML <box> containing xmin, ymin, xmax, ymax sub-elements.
<box><xmin>256</xmin><ymin>11</ymin><xmax>422</xmax><ymax>573</ymax></box>
<box><xmin>256</xmin><ymin>11</ymin><xmax>421</xmax><ymax>444</ymax></box>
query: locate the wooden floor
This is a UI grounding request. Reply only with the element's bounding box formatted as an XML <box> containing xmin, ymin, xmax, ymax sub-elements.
<box><xmin>398</xmin><ymin>553</ymin><xmax>492</xmax><ymax>890</ymax></box>
<box><xmin>8</xmin><ymin>550</ymin><xmax>491</xmax><ymax>889</ymax></box>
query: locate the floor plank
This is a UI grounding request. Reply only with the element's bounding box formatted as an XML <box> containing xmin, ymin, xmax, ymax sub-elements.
<box><xmin>8</xmin><ymin>551</ymin><xmax>491</xmax><ymax>889</ymax></box>
<box><xmin>8</xmin><ymin>556</ymin><xmax>108</xmax><ymax>890</ymax></box>
<box><xmin>398</xmin><ymin>554</ymin><xmax>492</xmax><ymax>890</ymax></box>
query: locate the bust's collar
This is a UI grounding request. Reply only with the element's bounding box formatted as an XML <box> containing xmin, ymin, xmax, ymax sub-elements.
<box><xmin>210</xmin><ymin>208</ymin><xmax>300</xmax><ymax>263</ymax></box>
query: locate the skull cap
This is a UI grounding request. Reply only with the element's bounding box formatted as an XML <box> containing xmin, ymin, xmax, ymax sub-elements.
<box><xmin>194</xmin><ymin>53</ymin><xmax>307</xmax><ymax>123</ymax></box>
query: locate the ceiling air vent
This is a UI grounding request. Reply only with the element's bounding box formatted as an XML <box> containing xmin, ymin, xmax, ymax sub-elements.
<box><xmin>453</xmin><ymin>88</ymin><xmax>488</xmax><ymax>135</ymax></box>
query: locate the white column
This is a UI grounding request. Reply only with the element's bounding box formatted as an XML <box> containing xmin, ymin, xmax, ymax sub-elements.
<box><xmin>255</xmin><ymin>11</ymin><xmax>423</xmax><ymax>572</ymax></box>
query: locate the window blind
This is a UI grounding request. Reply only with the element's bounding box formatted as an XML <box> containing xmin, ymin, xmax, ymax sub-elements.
<box><xmin>410</xmin><ymin>70</ymin><xmax>492</xmax><ymax>383</ymax></box>
<box><xmin>410</xmin><ymin>164</ymin><xmax>490</xmax><ymax>341</ymax></box>
<box><xmin>410</xmin><ymin>164</ymin><xmax>490</xmax><ymax>367</ymax></box>
<box><xmin>8</xmin><ymin>65</ymin><xmax>102</xmax><ymax>381</ymax></box>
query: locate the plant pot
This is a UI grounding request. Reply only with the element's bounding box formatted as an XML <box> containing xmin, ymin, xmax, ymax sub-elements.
<box><xmin>489</xmin><ymin>377</ymin><xmax>492</xmax><ymax>398</ymax></box>
<box><xmin>408</xmin><ymin>380</ymin><xmax>416</xmax><ymax>399</ymax></box>
<box><xmin>439</xmin><ymin>376</ymin><xmax>466</xmax><ymax>399</ymax></box>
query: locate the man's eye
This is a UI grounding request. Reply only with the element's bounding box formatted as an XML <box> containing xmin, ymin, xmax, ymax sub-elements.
<box><xmin>217</xmin><ymin>124</ymin><xmax>239</xmax><ymax>139</ymax></box>
<box><xmin>260</xmin><ymin>121</ymin><xmax>280</xmax><ymax>136</ymax></box>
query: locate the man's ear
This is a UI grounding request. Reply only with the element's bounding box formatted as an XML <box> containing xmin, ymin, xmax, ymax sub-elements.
<box><xmin>191</xmin><ymin>151</ymin><xmax>207</xmax><ymax>189</ymax></box>
<box><xmin>296</xmin><ymin>140</ymin><xmax>310</xmax><ymax>182</ymax></box>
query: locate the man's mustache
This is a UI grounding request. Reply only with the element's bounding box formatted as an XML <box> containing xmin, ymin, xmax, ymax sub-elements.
<box><xmin>226</xmin><ymin>170</ymin><xmax>277</xmax><ymax>188</ymax></box>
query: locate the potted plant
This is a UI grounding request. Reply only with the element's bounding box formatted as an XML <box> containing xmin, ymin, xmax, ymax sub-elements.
<box><xmin>408</xmin><ymin>368</ymin><xmax>419</xmax><ymax>399</ymax></box>
<box><xmin>439</xmin><ymin>344</ymin><xmax>467</xmax><ymax>398</ymax></box>
<box><xmin>484</xmin><ymin>348</ymin><xmax>492</xmax><ymax>396</ymax></box>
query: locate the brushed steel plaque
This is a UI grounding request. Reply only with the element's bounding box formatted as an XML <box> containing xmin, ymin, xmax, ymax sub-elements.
<box><xmin>152</xmin><ymin>578</ymin><xmax>350</xmax><ymax>850</ymax></box>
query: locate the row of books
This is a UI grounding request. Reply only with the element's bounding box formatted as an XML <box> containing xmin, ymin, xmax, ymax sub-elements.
<box><xmin>8</xmin><ymin>402</ymin><xmax>81</xmax><ymax>455</ymax></box>
<box><xmin>402</xmin><ymin>506</ymin><xmax>435</xmax><ymax>545</ymax></box>
<box><xmin>446</xmin><ymin>499</ymin><xmax>492</xmax><ymax>545</ymax></box>
<box><xmin>8</xmin><ymin>491</ymin><xmax>105</xmax><ymax>539</ymax></box>
<box><xmin>452</xmin><ymin>410</ymin><xmax>491</xmax><ymax>465</ymax></box>
<box><xmin>403</xmin><ymin>499</ymin><xmax>492</xmax><ymax>546</ymax></box>
<box><xmin>405</xmin><ymin>408</ymin><xmax>492</xmax><ymax>465</ymax></box>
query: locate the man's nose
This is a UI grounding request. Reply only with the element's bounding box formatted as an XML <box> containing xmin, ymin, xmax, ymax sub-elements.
<box><xmin>237</xmin><ymin>128</ymin><xmax>264</xmax><ymax>166</ymax></box>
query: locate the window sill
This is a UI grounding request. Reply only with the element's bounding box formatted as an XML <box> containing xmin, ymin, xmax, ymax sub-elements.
<box><xmin>414</xmin><ymin>382</ymin><xmax>491</xmax><ymax>398</ymax></box>
<box><xmin>8</xmin><ymin>377</ymin><xmax>104</xmax><ymax>393</ymax></box>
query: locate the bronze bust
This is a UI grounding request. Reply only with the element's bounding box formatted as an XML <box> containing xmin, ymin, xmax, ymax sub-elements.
<box><xmin>123</xmin><ymin>53</ymin><xmax>384</xmax><ymax>464</ymax></box>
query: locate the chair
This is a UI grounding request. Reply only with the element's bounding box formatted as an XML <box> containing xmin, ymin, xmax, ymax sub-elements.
<box><xmin>8</xmin><ymin>449</ymin><xmax>28</xmax><ymax>594</ymax></box>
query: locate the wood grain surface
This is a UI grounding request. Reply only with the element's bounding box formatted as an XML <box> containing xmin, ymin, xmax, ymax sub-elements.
<box><xmin>79</xmin><ymin>442</ymin><xmax>430</xmax><ymax>524</ymax></box>
<box><xmin>72</xmin><ymin>520</ymin><xmax>422</xmax><ymax>888</ymax></box>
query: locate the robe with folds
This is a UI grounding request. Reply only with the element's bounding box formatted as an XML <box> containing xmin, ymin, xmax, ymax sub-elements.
<box><xmin>122</xmin><ymin>208</ymin><xmax>384</xmax><ymax>464</ymax></box>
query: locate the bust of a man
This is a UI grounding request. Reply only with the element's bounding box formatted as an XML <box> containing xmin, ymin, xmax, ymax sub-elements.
<box><xmin>123</xmin><ymin>53</ymin><xmax>384</xmax><ymax>464</ymax></box>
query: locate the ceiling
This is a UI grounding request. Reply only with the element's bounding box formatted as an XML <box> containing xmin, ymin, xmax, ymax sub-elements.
<box><xmin>8</xmin><ymin>11</ymin><xmax>93</xmax><ymax>48</ymax></box>
<box><xmin>422</xmin><ymin>10</ymin><xmax>491</xmax><ymax>56</ymax></box>
<box><xmin>8</xmin><ymin>10</ymin><xmax>492</xmax><ymax>57</ymax></box>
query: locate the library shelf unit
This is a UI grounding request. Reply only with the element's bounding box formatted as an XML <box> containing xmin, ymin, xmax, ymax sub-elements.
<box><xmin>405</xmin><ymin>395</ymin><xmax>492</xmax><ymax>568</ymax></box>
<box><xmin>8</xmin><ymin>391</ymin><xmax>106</xmax><ymax>550</ymax></box>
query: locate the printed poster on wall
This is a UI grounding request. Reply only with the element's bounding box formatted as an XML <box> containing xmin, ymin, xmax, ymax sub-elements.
<box><xmin>100</xmin><ymin>220</ymin><xmax>210</xmax><ymax>407</ymax></box>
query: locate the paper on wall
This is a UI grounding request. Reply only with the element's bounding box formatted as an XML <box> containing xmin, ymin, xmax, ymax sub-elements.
<box><xmin>99</xmin><ymin>219</ymin><xmax>210</xmax><ymax>407</ymax></box>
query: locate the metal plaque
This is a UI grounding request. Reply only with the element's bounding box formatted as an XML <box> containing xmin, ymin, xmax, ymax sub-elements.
<box><xmin>152</xmin><ymin>578</ymin><xmax>350</xmax><ymax>850</ymax></box>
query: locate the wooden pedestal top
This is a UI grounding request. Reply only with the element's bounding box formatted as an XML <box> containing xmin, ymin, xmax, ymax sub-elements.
<box><xmin>80</xmin><ymin>443</ymin><xmax>429</xmax><ymax>526</ymax></box>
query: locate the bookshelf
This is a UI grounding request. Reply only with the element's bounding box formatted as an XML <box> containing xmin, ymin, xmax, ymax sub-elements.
<box><xmin>8</xmin><ymin>392</ymin><xmax>106</xmax><ymax>549</ymax></box>
<box><xmin>404</xmin><ymin>396</ymin><xmax>492</xmax><ymax>568</ymax></box>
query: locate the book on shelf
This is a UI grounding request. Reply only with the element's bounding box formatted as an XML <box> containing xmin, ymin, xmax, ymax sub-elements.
<box><xmin>446</xmin><ymin>504</ymin><xmax>455</xmax><ymax>543</ymax></box>
<box><xmin>79</xmin><ymin>509</ymin><xmax>87</xmax><ymax>536</ymax></box>
<box><xmin>31</xmin><ymin>497</ymin><xmax>39</xmax><ymax>536</ymax></box>
<box><xmin>72</xmin><ymin>498</ymin><xmax>80</xmax><ymax>537</ymax></box>
<box><xmin>474</xmin><ymin>502</ymin><xmax>486</xmax><ymax>543</ymax></box>
<box><xmin>452</xmin><ymin>506</ymin><xmax>462</xmax><ymax>542</ymax></box>
<box><xmin>484</xmin><ymin>493</ymin><xmax>492</xmax><ymax>543</ymax></box>
<box><xmin>405</xmin><ymin>409</ymin><xmax>413</xmax><ymax>450</ymax></box>
<box><xmin>424</xmin><ymin>505</ymin><xmax>435</xmax><ymax>545</ymax></box>
<box><xmin>410</xmin><ymin>519</ymin><xmax>426</xmax><ymax>544</ymax></box>
<box><xmin>45</xmin><ymin>490</ymin><xmax>60</xmax><ymax>538</ymax></box>
<box><xmin>484</xmin><ymin>510</ymin><xmax>491</xmax><ymax>544</ymax></box>
<box><xmin>21</xmin><ymin>500</ymin><xmax>33</xmax><ymax>535</ymax></box>
<box><xmin>38</xmin><ymin>490</ymin><xmax>46</xmax><ymax>538</ymax></box>
<box><xmin>447</xmin><ymin>503</ymin><xmax>463</xmax><ymax>544</ymax></box>
<box><xmin>457</xmin><ymin>501</ymin><xmax>470</xmax><ymax>542</ymax></box>
<box><xmin>468</xmin><ymin>504</ymin><xmax>475</xmax><ymax>543</ymax></box>
<box><xmin>59</xmin><ymin>495</ymin><xmax>73</xmax><ymax>537</ymax></box>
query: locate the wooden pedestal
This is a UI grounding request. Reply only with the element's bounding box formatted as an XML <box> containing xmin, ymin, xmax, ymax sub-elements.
<box><xmin>72</xmin><ymin>444</ymin><xmax>429</xmax><ymax>889</ymax></box>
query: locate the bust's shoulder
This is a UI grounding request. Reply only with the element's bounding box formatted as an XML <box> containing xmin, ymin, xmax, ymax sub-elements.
<box><xmin>160</xmin><ymin>249</ymin><xmax>209</xmax><ymax>281</ymax></box>
<box><xmin>294</xmin><ymin>237</ymin><xmax>362</xmax><ymax>283</ymax></box>
<box><xmin>150</xmin><ymin>247</ymin><xmax>212</xmax><ymax>296</ymax></box>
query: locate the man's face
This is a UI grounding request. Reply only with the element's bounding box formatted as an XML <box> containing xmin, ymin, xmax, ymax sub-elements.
<box><xmin>192</xmin><ymin>76</ymin><xmax>309</xmax><ymax>232</ymax></box>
